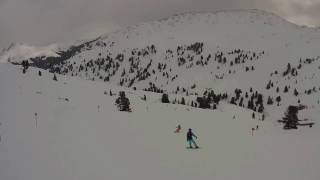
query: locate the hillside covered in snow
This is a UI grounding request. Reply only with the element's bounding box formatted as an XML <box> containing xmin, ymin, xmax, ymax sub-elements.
<box><xmin>1</xmin><ymin>62</ymin><xmax>320</xmax><ymax>180</ymax></box>
<box><xmin>3</xmin><ymin>10</ymin><xmax>320</xmax><ymax>120</ymax></box>
<box><xmin>1</xmin><ymin>9</ymin><xmax>320</xmax><ymax>180</ymax></box>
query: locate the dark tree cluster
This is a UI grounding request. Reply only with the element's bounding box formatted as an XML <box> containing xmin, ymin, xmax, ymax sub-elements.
<box><xmin>144</xmin><ymin>82</ymin><xmax>164</xmax><ymax>93</ymax></box>
<box><xmin>228</xmin><ymin>88</ymin><xmax>265</xmax><ymax>113</ymax></box>
<box><xmin>27</xmin><ymin>40</ymin><xmax>271</xmax><ymax>111</ymax></box>
<box><xmin>53</xmin><ymin>44</ymin><xmax>158</xmax><ymax>88</ymax></box>
<box><xmin>21</xmin><ymin>60</ymin><xmax>30</xmax><ymax>73</ymax></box>
<box><xmin>303</xmin><ymin>86</ymin><xmax>318</xmax><ymax>95</ymax></box>
<box><xmin>278</xmin><ymin>105</ymin><xmax>314</xmax><ymax>130</ymax></box>
<box><xmin>161</xmin><ymin>93</ymin><xmax>170</xmax><ymax>103</ymax></box>
<box><xmin>272</xmin><ymin>56</ymin><xmax>320</xmax><ymax>80</ymax></box>
<box><xmin>115</xmin><ymin>91</ymin><xmax>131</xmax><ymax>111</ymax></box>
<box><xmin>195</xmin><ymin>90</ymin><xmax>227</xmax><ymax>109</ymax></box>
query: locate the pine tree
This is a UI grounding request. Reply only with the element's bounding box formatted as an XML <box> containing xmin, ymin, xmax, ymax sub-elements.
<box><xmin>239</xmin><ymin>97</ymin><xmax>244</xmax><ymax>107</ymax></box>
<box><xmin>181</xmin><ymin>97</ymin><xmax>185</xmax><ymax>105</ymax></box>
<box><xmin>212</xmin><ymin>104</ymin><xmax>217</xmax><ymax>110</ymax></box>
<box><xmin>173</xmin><ymin>98</ymin><xmax>176</xmax><ymax>104</ymax></box>
<box><xmin>276</xmin><ymin>96</ymin><xmax>281</xmax><ymax>106</ymax></box>
<box><xmin>267</xmin><ymin>96</ymin><xmax>273</xmax><ymax>105</ymax></box>
<box><xmin>115</xmin><ymin>91</ymin><xmax>131</xmax><ymax>112</ymax></box>
<box><xmin>247</xmin><ymin>100</ymin><xmax>253</xmax><ymax>109</ymax></box>
<box><xmin>294</xmin><ymin>88</ymin><xmax>299</xmax><ymax>96</ymax></box>
<box><xmin>53</xmin><ymin>74</ymin><xmax>58</xmax><ymax>81</ymax></box>
<box><xmin>38</xmin><ymin>71</ymin><xmax>42</xmax><ymax>76</ymax></box>
<box><xmin>258</xmin><ymin>104</ymin><xmax>264</xmax><ymax>113</ymax></box>
<box><xmin>256</xmin><ymin>94</ymin><xmax>263</xmax><ymax>105</ymax></box>
<box><xmin>161</xmin><ymin>93</ymin><xmax>170</xmax><ymax>103</ymax></box>
<box><xmin>196</xmin><ymin>96</ymin><xmax>210</xmax><ymax>109</ymax></box>
<box><xmin>22</xmin><ymin>60</ymin><xmax>30</xmax><ymax>72</ymax></box>
<box><xmin>230</xmin><ymin>97</ymin><xmax>236</xmax><ymax>105</ymax></box>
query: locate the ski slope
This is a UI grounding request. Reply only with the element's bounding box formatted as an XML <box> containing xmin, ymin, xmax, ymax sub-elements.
<box><xmin>0</xmin><ymin>64</ymin><xmax>319</xmax><ymax>180</ymax></box>
<box><xmin>3</xmin><ymin>9</ymin><xmax>320</xmax><ymax>118</ymax></box>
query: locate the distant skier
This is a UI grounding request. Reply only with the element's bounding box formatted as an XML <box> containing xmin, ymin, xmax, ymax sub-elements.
<box><xmin>174</xmin><ymin>124</ymin><xmax>181</xmax><ymax>133</ymax></box>
<box><xmin>187</xmin><ymin>128</ymin><xmax>199</xmax><ymax>149</ymax></box>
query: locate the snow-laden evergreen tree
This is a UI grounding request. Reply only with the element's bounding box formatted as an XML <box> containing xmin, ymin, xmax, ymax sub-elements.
<box><xmin>53</xmin><ymin>74</ymin><xmax>58</xmax><ymax>81</ymax></box>
<box><xmin>115</xmin><ymin>91</ymin><xmax>131</xmax><ymax>112</ymax></box>
<box><xmin>161</xmin><ymin>93</ymin><xmax>170</xmax><ymax>103</ymax></box>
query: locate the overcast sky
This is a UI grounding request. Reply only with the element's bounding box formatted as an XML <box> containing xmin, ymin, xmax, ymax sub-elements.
<box><xmin>1</xmin><ymin>0</ymin><xmax>320</xmax><ymax>49</ymax></box>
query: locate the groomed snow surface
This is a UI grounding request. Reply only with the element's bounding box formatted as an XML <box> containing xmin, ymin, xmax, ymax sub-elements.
<box><xmin>0</xmin><ymin>64</ymin><xmax>319</xmax><ymax>180</ymax></box>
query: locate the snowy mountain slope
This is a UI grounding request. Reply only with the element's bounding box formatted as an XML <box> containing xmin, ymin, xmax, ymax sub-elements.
<box><xmin>1</xmin><ymin>63</ymin><xmax>320</xmax><ymax>180</ymax></box>
<box><xmin>4</xmin><ymin>9</ymin><xmax>320</xmax><ymax>120</ymax></box>
<box><xmin>0</xmin><ymin>43</ymin><xmax>60</xmax><ymax>63</ymax></box>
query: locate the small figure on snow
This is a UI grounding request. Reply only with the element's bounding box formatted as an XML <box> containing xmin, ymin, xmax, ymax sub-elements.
<box><xmin>174</xmin><ymin>124</ymin><xmax>181</xmax><ymax>133</ymax></box>
<box><xmin>251</xmin><ymin>127</ymin><xmax>255</xmax><ymax>136</ymax></box>
<box><xmin>187</xmin><ymin>128</ymin><xmax>199</xmax><ymax>149</ymax></box>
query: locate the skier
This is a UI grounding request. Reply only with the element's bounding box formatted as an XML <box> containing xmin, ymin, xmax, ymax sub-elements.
<box><xmin>187</xmin><ymin>128</ymin><xmax>199</xmax><ymax>149</ymax></box>
<box><xmin>174</xmin><ymin>124</ymin><xmax>181</xmax><ymax>133</ymax></box>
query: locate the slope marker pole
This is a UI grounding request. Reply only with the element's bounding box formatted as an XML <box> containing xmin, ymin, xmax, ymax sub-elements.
<box><xmin>35</xmin><ymin>112</ymin><xmax>38</xmax><ymax>128</ymax></box>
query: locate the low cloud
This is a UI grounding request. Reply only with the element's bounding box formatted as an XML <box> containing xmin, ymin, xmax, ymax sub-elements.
<box><xmin>0</xmin><ymin>0</ymin><xmax>319</xmax><ymax>48</ymax></box>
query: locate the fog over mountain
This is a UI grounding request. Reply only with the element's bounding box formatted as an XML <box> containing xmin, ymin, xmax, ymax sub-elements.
<box><xmin>1</xmin><ymin>0</ymin><xmax>320</xmax><ymax>49</ymax></box>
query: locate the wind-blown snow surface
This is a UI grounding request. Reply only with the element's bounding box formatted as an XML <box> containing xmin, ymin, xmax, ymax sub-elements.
<box><xmin>1</xmin><ymin>64</ymin><xmax>319</xmax><ymax>180</ymax></box>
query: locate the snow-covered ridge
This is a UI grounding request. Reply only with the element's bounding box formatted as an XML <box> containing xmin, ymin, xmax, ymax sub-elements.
<box><xmin>0</xmin><ymin>43</ymin><xmax>60</xmax><ymax>63</ymax></box>
<box><xmin>4</xmin><ymin>9</ymin><xmax>320</xmax><ymax>65</ymax></box>
<box><xmin>99</xmin><ymin>9</ymin><xmax>320</xmax><ymax>44</ymax></box>
<box><xmin>5</xmin><ymin>9</ymin><xmax>320</xmax><ymax>116</ymax></box>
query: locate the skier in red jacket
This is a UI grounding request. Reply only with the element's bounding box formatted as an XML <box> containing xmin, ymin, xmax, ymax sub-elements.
<box><xmin>174</xmin><ymin>124</ymin><xmax>181</xmax><ymax>133</ymax></box>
